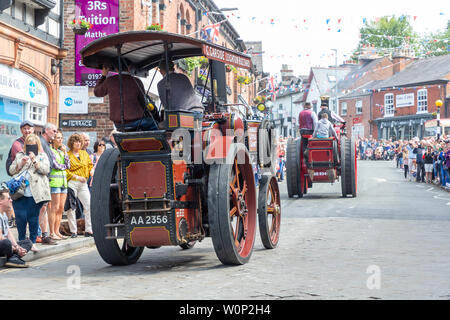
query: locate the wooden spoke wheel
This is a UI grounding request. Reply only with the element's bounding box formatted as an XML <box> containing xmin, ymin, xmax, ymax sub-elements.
<box><xmin>91</xmin><ymin>148</ymin><xmax>144</xmax><ymax>265</ymax></box>
<box><xmin>208</xmin><ymin>144</ymin><xmax>257</xmax><ymax>265</ymax></box>
<box><xmin>258</xmin><ymin>175</ymin><xmax>281</xmax><ymax>249</ymax></box>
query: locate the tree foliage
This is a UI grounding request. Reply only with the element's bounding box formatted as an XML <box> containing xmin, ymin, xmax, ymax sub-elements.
<box><xmin>351</xmin><ymin>16</ymin><xmax>417</xmax><ymax>61</ymax></box>
<box><xmin>351</xmin><ymin>16</ymin><xmax>449</xmax><ymax>61</ymax></box>
<box><xmin>419</xmin><ymin>24</ymin><xmax>450</xmax><ymax>57</ymax></box>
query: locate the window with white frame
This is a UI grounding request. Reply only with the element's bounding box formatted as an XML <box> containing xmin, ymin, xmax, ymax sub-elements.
<box><xmin>147</xmin><ymin>1</ymin><xmax>152</xmax><ymax>26</ymax></box>
<box><xmin>356</xmin><ymin>100</ymin><xmax>363</xmax><ymax>114</ymax></box>
<box><xmin>417</xmin><ymin>89</ymin><xmax>428</xmax><ymax>113</ymax></box>
<box><xmin>384</xmin><ymin>93</ymin><xmax>394</xmax><ymax>117</ymax></box>
<box><xmin>341</xmin><ymin>102</ymin><xmax>347</xmax><ymax>116</ymax></box>
<box><xmin>26</xmin><ymin>103</ymin><xmax>47</xmax><ymax>126</ymax></box>
<box><xmin>331</xmin><ymin>98</ymin><xmax>337</xmax><ymax>113</ymax></box>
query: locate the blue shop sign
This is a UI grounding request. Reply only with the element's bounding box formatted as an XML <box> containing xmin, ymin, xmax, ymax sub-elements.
<box><xmin>0</xmin><ymin>97</ymin><xmax>23</xmax><ymax>123</ymax></box>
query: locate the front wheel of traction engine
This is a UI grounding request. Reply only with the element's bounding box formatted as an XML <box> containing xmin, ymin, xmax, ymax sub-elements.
<box><xmin>207</xmin><ymin>144</ymin><xmax>257</xmax><ymax>265</ymax></box>
<box><xmin>258</xmin><ymin>175</ymin><xmax>281</xmax><ymax>249</ymax></box>
<box><xmin>286</xmin><ymin>138</ymin><xmax>302</xmax><ymax>198</ymax></box>
<box><xmin>340</xmin><ymin>136</ymin><xmax>357</xmax><ymax>198</ymax></box>
<box><xmin>91</xmin><ymin>148</ymin><xmax>144</xmax><ymax>265</ymax></box>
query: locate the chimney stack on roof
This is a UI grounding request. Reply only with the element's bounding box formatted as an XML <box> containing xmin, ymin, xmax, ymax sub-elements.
<box><xmin>280</xmin><ymin>64</ymin><xmax>295</xmax><ymax>86</ymax></box>
<box><xmin>392</xmin><ymin>48</ymin><xmax>415</xmax><ymax>74</ymax></box>
<box><xmin>359</xmin><ymin>44</ymin><xmax>381</xmax><ymax>63</ymax></box>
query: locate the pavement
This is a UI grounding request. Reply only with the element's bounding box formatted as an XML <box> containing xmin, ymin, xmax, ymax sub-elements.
<box><xmin>2</xmin><ymin>219</ymin><xmax>95</xmax><ymax>265</ymax></box>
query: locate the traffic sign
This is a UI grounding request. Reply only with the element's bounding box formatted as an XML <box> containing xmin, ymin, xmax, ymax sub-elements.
<box><xmin>60</xmin><ymin>119</ymin><xmax>97</xmax><ymax>128</ymax></box>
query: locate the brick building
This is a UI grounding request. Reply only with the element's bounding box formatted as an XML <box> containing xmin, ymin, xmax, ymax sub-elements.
<box><xmin>337</xmin><ymin>51</ymin><xmax>415</xmax><ymax>138</ymax></box>
<box><xmin>0</xmin><ymin>0</ymin><xmax>66</xmax><ymax>182</ymax></box>
<box><xmin>371</xmin><ymin>54</ymin><xmax>450</xmax><ymax>140</ymax></box>
<box><xmin>339</xmin><ymin>81</ymin><xmax>381</xmax><ymax>138</ymax></box>
<box><xmin>61</xmin><ymin>0</ymin><xmax>254</xmax><ymax>144</ymax></box>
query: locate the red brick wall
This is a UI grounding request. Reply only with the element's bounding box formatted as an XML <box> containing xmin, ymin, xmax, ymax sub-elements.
<box><xmin>372</xmin><ymin>85</ymin><xmax>444</xmax><ymax>119</ymax></box>
<box><xmin>340</xmin><ymin>95</ymin><xmax>372</xmax><ymax>138</ymax></box>
<box><xmin>371</xmin><ymin>83</ymin><xmax>446</xmax><ymax>138</ymax></box>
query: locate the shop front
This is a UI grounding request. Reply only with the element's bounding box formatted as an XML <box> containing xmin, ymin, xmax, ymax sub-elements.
<box><xmin>0</xmin><ymin>64</ymin><xmax>49</xmax><ymax>182</ymax></box>
<box><xmin>374</xmin><ymin>113</ymin><xmax>433</xmax><ymax>141</ymax></box>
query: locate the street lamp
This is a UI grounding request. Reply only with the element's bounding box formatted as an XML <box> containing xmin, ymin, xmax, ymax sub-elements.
<box><xmin>436</xmin><ymin>99</ymin><xmax>443</xmax><ymax>140</ymax></box>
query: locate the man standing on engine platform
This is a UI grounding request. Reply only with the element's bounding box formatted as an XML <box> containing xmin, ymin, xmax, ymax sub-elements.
<box><xmin>318</xmin><ymin>96</ymin><xmax>334</xmax><ymax>125</ymax></box>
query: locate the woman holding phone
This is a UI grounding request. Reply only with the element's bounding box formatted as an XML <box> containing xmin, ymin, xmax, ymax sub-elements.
<box><xmin>8</xmin><ymin>133</ymin><xmax>51</xmax><ymax>253</ymax></box>
<box><xmin>49</xmin><ymin>130</ymin><xmax>70</xmax><ymax>240</ymax></box>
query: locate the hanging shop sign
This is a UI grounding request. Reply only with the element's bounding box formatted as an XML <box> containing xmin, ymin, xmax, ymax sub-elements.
<box><xmin>0</xmin><ymin>64</ymin><xmax>48</xmax><ymax>106</ymax></box>
<box><xmin>395</xmin><ymin>93</ymin><xmax>414</xmax><ymax>108</ymax></box>
<box><xmin>75</xmin><ymin>0</ymin><xmax>119</xmax><ymax>87</ymax></box>
<box><xmin>202</xmin><ymin>44</ymin><xmax>252</xmax><ymax>69</ymax></box>
<box><xmin>59</xmin><ymin>86</ymin><xmax>89</xmax><ymax>114</ymax></box>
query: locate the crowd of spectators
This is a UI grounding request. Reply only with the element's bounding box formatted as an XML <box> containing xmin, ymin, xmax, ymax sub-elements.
<box><xmin>1</xmin><ymin>121</ymin><xmax>113</xmax><ymax>268</ymax></box>
<box><xmin>356</xmin><ymin>137</ymin><xmax>397</xmax><ymax>161</ymax></box>
<box><xmin>357</xmin><ymin>135</ymin><xmax>450</xmax><ymax>189</ymax></box>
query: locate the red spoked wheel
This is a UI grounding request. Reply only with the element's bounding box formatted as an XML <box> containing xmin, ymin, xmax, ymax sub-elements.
<box><xmin>258</xmin><ymin>175</ymin><xmax>281</xmax><ymax>249</ymax></box>
<box><xmin>208</xmin><ymin>143</ymin><xmax>257</xmax><ymax>265</ymax></box>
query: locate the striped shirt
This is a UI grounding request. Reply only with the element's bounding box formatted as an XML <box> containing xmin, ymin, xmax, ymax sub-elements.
<box><xmin>66</xmin><ymin>150</ymin><xmax>93</xmax><ymax>181</ymax></box>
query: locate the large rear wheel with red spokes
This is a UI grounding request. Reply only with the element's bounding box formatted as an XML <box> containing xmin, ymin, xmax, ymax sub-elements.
<box><xmin>258</xmin><ymin>175</ymin><xmax>281</xmax><ymax>249</ymax></box>
<box><xmin>208</xmin><ymin>144</ymin><xmax>257</xmax><ymax>265</ymax></box>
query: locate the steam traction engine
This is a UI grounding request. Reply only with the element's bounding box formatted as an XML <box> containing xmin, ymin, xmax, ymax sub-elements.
<box><xmin>81</xmin><ymin>31</ymin><xmax>281</xmax><ymax>266</ymax></box>
<box><xmin>286</xmin><ymin>101</ymin><xmax>357</xmax><ymax>198</ymax></box>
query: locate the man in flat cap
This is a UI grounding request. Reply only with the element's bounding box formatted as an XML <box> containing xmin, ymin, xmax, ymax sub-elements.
<box><xmin>318</xmin><ymin>96</ymin><xmax>335</xmax><ymax>125</ymax></box>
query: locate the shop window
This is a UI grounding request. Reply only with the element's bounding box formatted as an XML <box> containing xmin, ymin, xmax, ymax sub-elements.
<box><xmin>356</xmin><ymin>100</ymin><xmax>362</xmax><ymax>114</ymax></box>
<box><xmin>417</xmin><ymin>89</ymin><xmax>428</xmax><ymax>113</ymax></box>
<box><xmin>341</xmin><ymin>102</ymin><xmax>347</xmax><ymax>116</ymax></box>
<box><xmin>384</xmin><ymin>93</ymin><xmax>394</xmax><ymax>117</ymax></box>
<box><xmin>26</xmin><ymin>103</ymin><xmax>47</xmax><ymax>126</ymax></box>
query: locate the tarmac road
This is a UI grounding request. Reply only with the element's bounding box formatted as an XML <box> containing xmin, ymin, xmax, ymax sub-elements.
<box><xmin>1</xmin><ymin>160</ymin><xmax>450</xmax><ymax>300</ymax></box>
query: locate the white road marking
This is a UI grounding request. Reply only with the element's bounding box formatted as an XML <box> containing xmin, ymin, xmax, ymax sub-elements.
<box><xmin>0</xmin><ymin>246</ymin><xmax>96</xmax><ymax>274</ymax></box>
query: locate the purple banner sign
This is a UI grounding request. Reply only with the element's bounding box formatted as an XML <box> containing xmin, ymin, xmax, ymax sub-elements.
<box><xmin>75</xmin><ymin>0</ymin><xmax>119</xmax><ymax>87</ymax></box>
